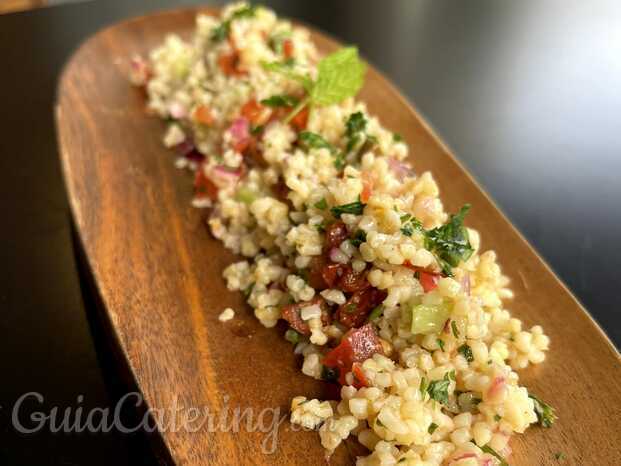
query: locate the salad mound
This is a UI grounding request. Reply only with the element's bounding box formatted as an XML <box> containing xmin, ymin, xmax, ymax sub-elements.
<box><xmin>131</xmin><ymin>3</ymin><xmax>555</xmax><ymax>465</ymax></box>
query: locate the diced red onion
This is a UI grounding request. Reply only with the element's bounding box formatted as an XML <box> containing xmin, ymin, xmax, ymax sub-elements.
<box><xmin>175</xmin><ymin>140</ymin><xmax>195</xmax><ymax>156</ymax></box>
<box><xmin>329</xmin><ymin>247</ymin><xmax>349</xmax><ymax>264</ymax></box>
<box><xmin>487</xmin><ymin>376</ymin><xmax>507</xmax><ymax>402</ymax></box>
<box><xmin>461</xmin><ymin>272</ymin><xmax>471</xmax><ymax>295</ymax></box>
<box><xmin>229</xmin><ymin>117</ymin><xmax>250</xmax><ymax>142</ymax></box>
<box><xmin>129</xmin><ymin>55</ymin><xmax>151</xmax><ymax>86</ymax></box>
<box><xmin>387</xmin><ymin>157</ymin><xmax>413</xmax><ymax>181</ymax></box>
<box><xmin>168</xmin><ymin>102</ymin><xmax>187</xmax><ymax>119</ymax></box>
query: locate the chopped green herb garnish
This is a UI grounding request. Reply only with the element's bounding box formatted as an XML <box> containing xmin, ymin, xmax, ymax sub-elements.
<box><xmin>333</xmin><ymin>152</ymin><xmax>345</xmax><ymax>170</ymax></box>
<box><xmin>393</xmin><ymin>133</ymin><xmax>403</xmax><ymax>142</ymax></box>
<box><xmin>555</xmin><ymin>452</ymin><xmax>566</xmax><ymax>460</ymax></box>
<box><xmin>298</xmin><ymin>131</ymin><xmax>336</xmax><ymax>153</ymax></box>
<box><xmin>243</xmin><ymin>282</ymin><xmax>255</xmax><ymax>299</ymax></box>
<box><xmin>451</xmin><ymin>320</ymin><xmax>460</xmax><ymax>338</ymax></box>
<box><xmin>457</xmin><ymin>344</ymin><xmax>474</xmax><ymax>362</ymax></box>
<box><xmin>260</xmin><ymin>94</ymin><xmax>299</xmax><ymax>107</ymax></box>
<box><xmin>448</xmin><ymin>370</ymin><xmax>456</xmax><ymax>381</ymax></box>
<box><xmin>481</xmin><ymin>445</ymin><xmax>509</xmax><ymax>466</ymax></box>
<box><xmin>426</xmin><ymin>373</ymin><xmax>451</xmax><ymax>405</ymax></box>
<box><xmin>284</xmin><ymin>328</ymin><xmax>301</xmax><ymax>344</ymax></box>
<box><xmin>268</xmin><ymin>30</ymin><xmax>291</xmax><ymax>54</ymax></box>
<box><xmin>427</xmin><ymin>422</ymin><xmax>438</xmax><ymax>434</ymax></box>
<box><xmin>368</xmin><ymin>305</ymin><xmax>384</xmax><ymax>322</ymax></box>
<box><xmin>211</xmin><ymin>4</ymin><xmax>257</xmax><ymax>42</ymax></box>
<box><xmin>250</xmin><ymin>125</ymin><xmax>264</xmax><ymax>135</ymax></box>
<box><xmin>330</xmin><ymin>198</ymin><xmax>366</xmax><ymax>218</ymax></box>
<box><xmin>314</xmin><ymin>198</ymin><xmax>328</xmax><ymax>210</ymax></box>
<box><xmin>400</xmin><ymin>213</ymin><xmax>423</xmax><ymax>237</ymax></box>
<box><xmin>345</xmin><ymin>112</ymin><xmax>367</xmax><ymax>151</ymax></box>
<box><xmin>314</xmin><ymin>221</ymin><xmax>327</xmax><ymax>233</ymax></box>
<box><xmin>321</xmin><ymin>365</ymin><xmax>339</xmax><ymax>383</ymax></box>
<box><xmin>436</xmin><ymin>339</ymin><xmax>445</xmax><ymax>351</ymax></box>
<box><xmin>529</xmin><ymin>393</ymin><xmax>557</xmax><ymax>428</ymax></box>
<box><xmin>425</xmin><ymin>204</ymin><xmax>474</xmax><ymax>276</ymax></box>
<box><xmin>350</xmin><ymin>229</ymin><xmax>367</xmax><ymax>247</ymax></box>
<box><xmin>494</xmin><ymin>414</ymin><xmax>502</xmax><ymax>422</ymax></box>
<box><xmin>345</xmin><ymin>303</ymin><xmax>357</xmax><ymax>313</ymax></box>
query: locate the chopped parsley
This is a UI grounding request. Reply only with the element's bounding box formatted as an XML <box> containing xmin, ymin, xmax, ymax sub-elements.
<box><xmin>419</xmin><ymin>377</ymin><xmax>428</xmax><ymax>398</ymax></box>
<box><xmin>331</xmin><ymin>198</ymin><xmax>366</xmax><ymax>218</ymax></box>
<box><xmin>425</xmin><ymin>204</ymin><xmax>474</xmax><ymax>276</ymax></box>
<box><xmin>494</xmin><ymin>414</ymin><xmax>502</xmax><ymax>422</ymax></box>
<box><xmin>451</xmin><ymin>320</ymin><xmax>460</xmax><ymax>338</ymax></box>
<box><xmin>393</xmin><ymin>132</ymin><xmax>403</xmax><ymax>142</ymax></box>
<box><xmin>211</xmin><ymin>4</ymin><xmax>257</xmax><ymax>42</ymax></box>
<box><xmin>268</xmin><ymin>30</ymin><xmax>291</xmax><ymax>54</ymax></box>
<box><xmin>298</xmin><ymin>131</ymin><xmax>336</xmax><ymax>153</ymax></box>
<box><xmin>481</xmin><ymin>445</ymin><xmax>509</xmax><ymax>466</ymax></box>
<box><xmin>427</xmin><ymin>422</ymin><xmax>438</xmax><ymax>434</ymax></box>
<box><xmin>345</xmin><ymin>112</ymin><xmax>367</xmax><ymax>151</ymax></box>
<box><xmin>350</xmin><ymin>229</ymin><xmax>367</xmax><ymax>247</ymax></box>
<box><xmin>260</xmin><ymin>94</ymin><xmax>299</xmax><ymax>107</ymax></box>
<box><xmin>457</xmin><ymin>344</ymin><xmax>474</xmax><ymax>362</ymax></box>
<box><xmin>367</xmin><ymin>305</ymin><xmax>384</xmax><ymax>322</ymax></box>
<box><xmin>426</xmin><ymin>373</ymin><xmax>451</xmax><ymax>405</ymax></box>
<box><xmin>555</xmin><ymin>452</ymin><xmax>566</xmax><ymax>461</ymax></box>
<box><xmin>529</xmin><ymin>393</ymin><xmax>557</xmax><ymax>428</ymax></box>
<box><xmin>400</xmin><ymin>213</ymin><xmax>423</xmax><ymax>237</ymax></box>
<box><xmin>250</xmin><ymin>125</ymin><xmax>264</xmax><ymax>135</ymax></box>
<box><xmin>284</xmin><ymin>328</ymin><xmax>301</xmax><ymax>344</ymax></box>
<box><xmin>436</xmin><ymin>339</ymin><xmax>445</xmax><ymax>351</ymax></box>
<box><xmin>313</xmin><ymin>198</ymin><xmax>328</xmax><ymax>210</ymax></box>
<box><xmin>243</xmin><ymin>282</ymin><xmax>255</xmax><ymax>299</ymax></box>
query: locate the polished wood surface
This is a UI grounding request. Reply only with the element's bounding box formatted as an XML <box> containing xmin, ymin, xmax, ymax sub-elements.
<box><xmin>56</xmin><ymin>7</ymin><xmax>621</xmax><ymax>465</ymax></box>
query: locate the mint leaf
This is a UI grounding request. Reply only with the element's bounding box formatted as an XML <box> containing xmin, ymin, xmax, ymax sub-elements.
<box><xmin>211</xmin><ymin>4</ymin><xmax>257</xmax><ymax>42</ymax></box>
<box><xmin>331</xmin><ymin>199</ymin><xmax>366</xmax><ymax>218</ymax></box>
<box><xmin>311</xmin><ymin>47</ymin><xmax>366</xmax><ymax>106</ymax></box>
<box><xmin>425</xmin><ymin>204</ymin><xmax>473</xmax><ymax>276</ymax></box>
<box><xmin>529</xmin><ymin>393</ymin><xmax>557</xmax><ymax>428</ymax></box>
<box><xmin>426</xmin><ymin>373</ymin><xmax>451</xmax><ymax>405</ymax></box>
<box><xmin>313</xmin><ymin>198</ymin><xmax>328</xmax><ymax>210</ymax></box>
<box><xmin>260</xmin><ymin>95</ymin><xmax>299</xmax><ymax>107</ymax></box>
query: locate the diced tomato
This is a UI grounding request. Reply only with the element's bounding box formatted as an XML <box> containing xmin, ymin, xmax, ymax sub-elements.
<box><xmin>290</xmin><ymin>106</ymin><xmax>309</xmax><ymax>131</ymax></box>
<box><xmin>283</xmin><ymin>39</ymin><xmax>294</xmax><ymax>59</ymax></box>
<box><xmin>323</xmin><ymin>324</ymin><xmax>383</xmax><ymax>385</ymax></box>
<box><xmin>325</xmin><ymin>221</ymin><xmax>349</xmax><ymax>249</ymax></box>
<box><xmin>242</xmin><ymin>137</ymin><xmax>267</xmax><ymax>168</ymax></box>
<box><xmin>336</xmin><ymin>287</ymin><xmax>387</xmax><ymax>328</ymax></box>
<box><xmin>240</xmin><ymin>98</ymin><xmax>265</xmax><ymax>126</ymax></box>
<box><xmin>193</xmin><ymin>105</ymin><xmax>214</xmax><ymax>126</ymax></box>
<box><xmin>337</xmin><ymin>266</ymin><xmax>370</xmax><ymax>293</ymax></box>
<box><xmin>403</xmin><ymin>261</ymin><xmax>442</xmax><ymax>292</ymax></box>
<box><xmin>281</xmin><ymin>296</ymin><xmax>330</xmax><ymax>335</ymax></box>
<box><xmin>218</xmin><ymin>50</ymin><xmax>246</xmax><ymax>76</ymax></box>
<box><xmin>321</xmin><ymin>263</ymin><xmax>344</xmax><ymax>288</ymax></box>
<box><xmin>351</xmin><ymin>363</ymin><xmax>369</xmax><ymax>389</ymax></box>
<box><xmin>194</xmin><ymin>167</ymin><xmax>219</xmax><ymax>200</ymax></box>
<box><xmin>360</xmin><ymin>174</ymin><xmax>374</xmax><ymax>203</ymax></box>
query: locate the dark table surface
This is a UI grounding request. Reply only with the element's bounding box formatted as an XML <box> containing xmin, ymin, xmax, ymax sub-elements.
<box><xmin>1</xmin><ymin>0</ymin><xmax>619</xmax><ymax>464</ymax></box>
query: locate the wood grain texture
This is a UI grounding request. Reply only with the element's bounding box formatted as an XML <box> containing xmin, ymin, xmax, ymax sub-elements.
<box><xmin>55</xmin><ymin>7</ymin><xmax>621</xmax><ymax>465</ymax></box>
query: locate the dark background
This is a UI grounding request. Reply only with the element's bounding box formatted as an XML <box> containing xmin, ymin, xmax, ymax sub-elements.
<box><xmin>1</xmin><ymin>0</ymin><xmax>619</xmax><ymax>464</ymax></box>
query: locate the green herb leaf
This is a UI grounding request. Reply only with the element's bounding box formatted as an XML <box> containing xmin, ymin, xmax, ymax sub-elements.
<box><xmin>426</xmin><ymin>373</ymin><xmax>451</xmax><ymax>405</ymax></box>
<box><xmin>451</xmin><ymin>320</ymin><xmax>460</xmax><ymax>338</ymax></box>
<box><xmin>393</xmin><ymin>133</ymin><xmax>403</xmax><ymax>142</ymax></box>
<box><xmin>298</xmin><ymin>131</ymin><xmax>336</xmax><ymax>153</ymax></box>
<box><xmin>401</xmin><ymin>214</ymin><xmax>423</xmax><ymax>237</ymax></box>
<box><xmin>314</xmin><ymin>198</ymin><xmax>328</xmax><ymax>210</ymax></box>
<box><xmin>481</xmin><ymin>445</ymin><xmax>509</xmax><ymax>466</ymax></box>
<box><xmin>555</xmin><ymin>452</ymin><xmax>566</xmax><ymax>460</ymax></box>
<box><xmin>260</xmin><ymin>95</ymin><xmax>299</xmax><ymax>107</ymax></box>
<box><xmin>211</xmin><ymin>4</ymin><xmax>257</xmax><ymax>42</ymax></box>
<box><xmin>529</xmin><ymin>393</ymin><xmax>557</xmax><ymax>428</ymax></box>
<box><xmin>494</xmin><ymin>414</ymin><xmax>502</xmax><ymax>422</ymax></box>
<box><xmin>436</xmin><ymin>339</ymin><xmax>445</xmax><ymax>352</ymax></box>
<box><xmin>350</xmin><ymin>229</ymin><xmax>367</xmax><ymax>247</ymax></box>
<box><xmin>425</xmin><ymin>204</ymin><xmax>474</xmax><ymax>276</ymax></box>
<box><xmin>284</xmin><ymin>328</ymin><xmax>301</xmax><ymax>344</ymax></box>
<box><xmin>243</xmin><ymin>282</ymin><xmax>255</xmax><ymax>299</ymax></box>
<box><xmin>367</xmin><ymin>305</ymin><xmax>384</xmax><ymax>322</ymax></box>
<box><xmin>345</xmin><ymin>111</ymin><xmax>367</xmax><ymax>151</ymax></box>
<box><xmin>311</xmin><ymin>47</ymin><xmax>366</xmax><ymax>106</ymax></box>
<box><xmin>331</xmin><ymin>199</ymin><xmax>366</xmax><ymax>218</ymax></box>
<box><xmin>261</xmin><ymin>59</ymin><xmax>312</xmax><ymax>90</ymax></box>
<box><xmin>250</xmin><ymin>125</ymin><xmax>264</xmax><ymax>135</ymax></box>
<box><xmin>419</xmin><ymin>377</ymin><xmax>428</xmax><ymax>398</ymax></box>
<box><xmin>268</xmin><ymin>30</ymin><xmax>291</xmax><ymax>54</ymax></box>
<box><xmin>458</xmin><ymin>344</ymin><xmax>474</xmax><ymax>362</ymax></box>
<box><xmin>427</xmin><ymin>422</ymin><xmax>438</xmax><ymax>434</ymax></box>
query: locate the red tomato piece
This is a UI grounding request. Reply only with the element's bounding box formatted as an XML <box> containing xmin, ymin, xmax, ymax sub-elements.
<box><xmin>360</xmin><ymin>175</ymin><xmax>374</xmax><ymax>203</ymax></box>
<box><xmin>337</xmin><ymin>266</ymin><xmax>370</xmax><ymax>293</ymax></box>
<box><xmin>193</xmin><ymin>167</ymin><xmax>219</xmax><ymax>200</ymax></box>
<box><xmin>336</xmin><ymin>288</ymin><xmax>387</xmax><ymax>328</ymax></box>
<box><xmin>283</xmin><ymin>39</ymin><xmax>294</xmax><ymax>59</ymax></box>
<box><xmin>281</xmin><ymin>296</ymin><xmax>330</xmax><ymax>335</ymax></box>
<box><xmin>240</xmin><ymin>99</ymin><xmax>265</xmax><ymax>126</ymax></box>
<box><xmin>322</xmin><ymin>324</ymin><xmax>383</xmax><ymax>385</ymax></box>
<box><xmin>351</xmin><ymin>363</ymin><xmax>369</xmax><ymax>388</ymax></box>
<box><xmin>290</xmin><ymin>106</ymin><xmax>309</xmax><ymax>131</ymax></box>
<box><xmin>321</xmin><ymin>262</ymin><xmax>344</xmax><ymax>288</ymax></box>
<box><xmin>403</xmin><ymin>261</ymin><xmax>442</xmax><ymax>292</ymax></box>
<box><xmin>325</xmin><ymin>221</ymin><xmax>349</xmax><ymax>249</ymax></box>
<box><xmin>218</xmin><ymin>50</ymin><xmax>245</xmax><ymax>76</ymax></box>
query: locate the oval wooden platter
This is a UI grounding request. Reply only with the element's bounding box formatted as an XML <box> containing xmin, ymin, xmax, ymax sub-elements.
<box><xmin>56</xmin><ymin>7</ymin><xmax>621</xmax><ymax>466</ymax></box>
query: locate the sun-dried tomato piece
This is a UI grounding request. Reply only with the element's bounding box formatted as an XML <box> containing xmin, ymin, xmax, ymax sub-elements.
<box><xmin>336</xmin><ymin>287</ymin><xmax>387</xmax><ymax>328</ymax></box>
<box><xmin>337</xmin><ymin>266</ymin><xmax>370</xmax><ymax>293</ymax></box>
<box><xmin>325</xmin><ymin>221</ymin><xmax>349</xmax><ymax>249</ymax></box>
<box><xmin>281</xmin><ymin>296</ymin><xmax>330</xmax><ymax>335</ymax></box>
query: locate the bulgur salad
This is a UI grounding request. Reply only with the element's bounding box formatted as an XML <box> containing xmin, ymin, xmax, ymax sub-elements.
<box><xmin>130</xmin><ymin>3</ymin><xmax>556</xmax><ymax>465</ymax></box>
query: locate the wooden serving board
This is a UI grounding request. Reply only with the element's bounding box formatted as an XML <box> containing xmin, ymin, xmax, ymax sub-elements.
<box><xmin>55</xmin><ymin>7</ymin><xmax>621</xmax><ymax>466</ymax></box>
